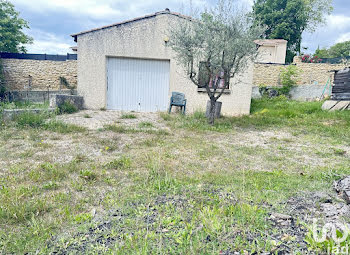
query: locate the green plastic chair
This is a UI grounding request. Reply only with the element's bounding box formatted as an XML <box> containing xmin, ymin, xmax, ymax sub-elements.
<box><xmin>168</xmin><ymin>92</ymin><xmax>186</xmax><ymax>114</ymax></box>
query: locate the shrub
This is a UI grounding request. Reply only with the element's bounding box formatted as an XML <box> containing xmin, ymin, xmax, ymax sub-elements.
<box><xmin>301</xmin><ymin>54</ymin><xmax>322</xmax><ymax>63</ymax></box>
<box><xmin>278</xmin><ymin>65</ymin><xmax>301</xmax><ymax>96</ymax></box>
<box><xmin>58</xmin><ymin>101</ymin><xmax>78</xmax><ymax>114</ymax></box>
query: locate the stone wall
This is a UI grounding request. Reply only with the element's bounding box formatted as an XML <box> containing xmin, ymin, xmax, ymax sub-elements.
<box><xmin>253</xmin><ymin>57</ymin><xmax>348</xmax><ymax>87</ymax></box>
<box><xmin>2</xmin><ymin>58</ymin><xmax>77</xmax><ymax>91</ymax></box>
<box><xmin>252</xmin><ymin>85</ymin><xmax>329</xmax><ymax>101</ymax></box>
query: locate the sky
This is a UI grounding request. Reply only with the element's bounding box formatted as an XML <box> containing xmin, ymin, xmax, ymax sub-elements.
<box><xmin>9</xmin><ymin>0</ymin><xmax>350</xmax><ymax>55</ymax></box>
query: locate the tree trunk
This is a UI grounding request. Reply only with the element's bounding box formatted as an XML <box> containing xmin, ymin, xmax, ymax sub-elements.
<box><xmin>206</xmin><ymin>99</ymin><xmax>222</xmax><ymax>125</ymax></box>
<box><xmin>208</xmin><ymin>98</ymin><xmax>216</xmax><ymax>125</ymax></box>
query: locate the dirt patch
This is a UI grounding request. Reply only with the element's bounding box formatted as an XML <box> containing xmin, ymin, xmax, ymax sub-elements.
<box><xmin>56</xmin><ymin>110</ymin><xmax>168</xmax><ymax>130</ymax></box>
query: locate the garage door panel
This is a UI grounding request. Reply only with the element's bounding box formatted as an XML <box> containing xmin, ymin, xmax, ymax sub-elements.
<box><xmin>107</xmin><ymin>58</ymin><xmax>170</xmax><ymax>112</ymax></box>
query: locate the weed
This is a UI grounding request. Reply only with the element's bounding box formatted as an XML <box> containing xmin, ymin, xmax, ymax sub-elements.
<box><xmin>58</xmin><ymin>102</ymin><xmax>78</xmax><ymax>114</ymax></box>
<box><xmin>105</xmin><ymin>156</ymin><xmax>131</xmax><ymax>169</ymax></box>
<box><xmin>104</xmin><ymin>124</ymin><xmax>137</xmax><ymax>133</ymax></box>
<box><xmin>42</xmin><ymin>181</ymin><xmax>59</xmax><ymax>190</ymax></box>
<box><xmin>138</xmin><ymin>121</ymin><xmax>154</xmax><ymax>128</ymax></box>
<box><xmin>73</xmin><ymin>213</ymin><xmax>93</xmax><ymax>224</ymax></box>
<box><xmin>121</xmin><ymin>113</ymin><xmax>137</xmax><ymax>119</ymax></box>
<box><xmin>15</xmin><ymin>112</ymin><xmax>47</xmax><ymax>128</ymax></box>
<box><xmin>160</xmin><ymin>112</ymin><xmax>172</xmax><ymax>121</ymax></box>
<box><xmin>332</xmin><ymin>148</ymin><xmax>346</xmax><ymax>156</ymax></box>
<box><xmin>43</xmin><ymin>120</ymin><xmax>86</xmax><ymax>133</ymax></box>
<box><xmin>83</xmin><ymin>114</ymin><xmax>92</xmax><ymax>118</ymax></box>
<box><xmin>79</xmin><ymin>170</ymin><xmax>97</xmax><ymax>181</ymax></box>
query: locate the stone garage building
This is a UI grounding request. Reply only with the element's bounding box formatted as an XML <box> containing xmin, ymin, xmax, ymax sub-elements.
<box><xmin>72</xmin><ymin>10</ymin><xmax>265</xmax><ymax>115</ymax></box>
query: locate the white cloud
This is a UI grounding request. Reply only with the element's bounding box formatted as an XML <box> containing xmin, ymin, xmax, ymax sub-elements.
<box><xmin>335</xmin><ymin>32</ymin><xmax>350</xmax><ymax>43</ymax></box>
<box><xmin>27</xmin><ymin>40</ymin><xmax>72</xmax><ymax>54</ymax></box>
<box><xmin>12</xmin><ymin>0</ymin><xmax>122</xmax><ymax>19</ymax></box>
<box><xmin>24</xmin><ymin>29</ymin><xmax>73</xmax><ymax>54</ymax></box>
<box><xmin>326</xmin><ymin>15</ymin><xmax>350</xmax><ymax>30</ymax></box>
<box><xmin>11</xmin><ymin>0</ymin><xmax>210</xmax><ymax>20</ymax></box>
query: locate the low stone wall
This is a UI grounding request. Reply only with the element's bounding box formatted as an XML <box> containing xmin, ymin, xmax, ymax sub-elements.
<box><xmin>5</xmin><ymin>90</ymin><xmax>77</xmax><ymax>103</ymax></box>
<box><xmin>253</xmin><ymin>57</ymin><xmax>348</xmax><ymax>87</ymax></box>
<box><xmin>252</xmin><ymin>84</ymin><xmax>329</xmax><ymax>101</ymax></box>
<box><xmin>50</xmin><ymin>94</ymin><xmax>84</xmax><ymax>110</ymax></box>
<box><xmin>290</xmin><ymin>85</ymin><xmax>329</xmax><ymax>101</ymax></box>
<box><xmin>2</xmin><ymin>58</ymin><xmax>77</xmax><ymax>91</ymax></box>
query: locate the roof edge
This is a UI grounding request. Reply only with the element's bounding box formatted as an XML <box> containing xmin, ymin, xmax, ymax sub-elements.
<box><xmin>71</xmin><ymin>10</ymin><xmax>192</xmax><ymax>40</ymax></box>
<box><xmin>254</xmin><ymin>39</ymin><xmax>288</xmax><ymax>46</ymax></box>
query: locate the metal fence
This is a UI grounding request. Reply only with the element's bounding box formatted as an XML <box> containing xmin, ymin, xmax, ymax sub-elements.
<box><xmin>0</xmin><ymin>52</ymin><xmax>77</xmax><ymax>61</ymax></box>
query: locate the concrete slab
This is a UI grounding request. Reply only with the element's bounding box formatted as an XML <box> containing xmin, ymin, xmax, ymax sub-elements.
<box><xmin>322</xmin><ymin>100</ymin><xmax>350</xmax><ymax>111</ymax></box>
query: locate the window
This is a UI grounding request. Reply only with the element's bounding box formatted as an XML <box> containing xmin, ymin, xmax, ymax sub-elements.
<box><xmin>198</xmin><ymin>62</ymin><xmax>229</xmax><ymax>89</ymax></box>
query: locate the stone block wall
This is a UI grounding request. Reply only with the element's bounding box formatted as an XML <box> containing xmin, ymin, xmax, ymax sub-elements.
<box><xmin>253</xmin><ymin>57</ymin><xmax>348</xmax><ymax>87</ymax></box>
<box><xmin>1</xmin><ymin>58</ymin><xmax>77</xmax><ymax>91</ymax></box>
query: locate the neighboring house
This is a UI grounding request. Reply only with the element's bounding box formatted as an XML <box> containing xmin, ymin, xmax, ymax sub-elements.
<box><xmin>254</xmin><ymin>39</ymin><xmax>287</xmax><ymax>64</ymax></box>
<box><xmin>71</xmin><ymin>9</ymin><xmax>283</xmax><ymax>115</ymax></box>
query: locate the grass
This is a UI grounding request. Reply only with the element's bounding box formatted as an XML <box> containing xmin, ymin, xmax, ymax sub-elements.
<box><xmin>138</xmin><ymin>121</ymin><xmax>154</xmax><ymax>128</ymax></box>
<box><xmin>104</xmin><ymin>123</ymin><xmax>169</xmax><ymax>135</ymax></box>
<box><xmin>1</xmin><ymin>98</ymin><xmax>350</xmax><ymax>254</ymax></box>
<box><xmin>4</xmin><ymin>110</ymin><xmax>86</xmax><ymax>133</ymax></box>
<box><xmin>168</xmin><ymin>97</ymin><xmax>350</xmax><ymax>142</ymax></box>
<box><xmin>120</xmin><ymin>113</ymin><xmax>137</xmax><ymax>119</ymax></box>
<box><xmin>0</xmin><ymin>101</ymin><xmax>49</xmax><ymax>110</ymax></box>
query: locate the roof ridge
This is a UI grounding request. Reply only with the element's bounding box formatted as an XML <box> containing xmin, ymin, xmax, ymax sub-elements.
<box><xmin>71</xmin><ymin>10</ymin><xmax>192</xmax><ymax>40</ymax></box>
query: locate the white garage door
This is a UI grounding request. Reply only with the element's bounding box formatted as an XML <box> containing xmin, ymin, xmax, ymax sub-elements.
<box><xmin>107</xmin><ymin>57</ymin><xmax>170</xmax><ymax>112</ymax></box>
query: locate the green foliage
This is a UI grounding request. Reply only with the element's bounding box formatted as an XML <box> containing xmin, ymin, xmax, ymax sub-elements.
<box><xmin>59</xmin><ymin>77</ymin><xmax>76</xmax><ymax>94</ymax></box>
<box><xmin>11</xmin><ymin>109</ymin><xmax>85</xmax><ymax>133</ymax></box>
<box><xmin>104</xmin><ymin>156</ymin><xmax>132</xmax><ymax>169</ymax></box>
<box><xmin>15</xmin><ymin>112</ymin><xmax>47</xmax><ymax>128</ymax></box>
<box><xmin>42</xmin><ymin>120</ymin><xmax>86</xmax><ymax>133</ymax></box>
<box><xmin>314</xmin><ymin>47</ymin><xmax>330</xmax><ymax>58</ymax></box>
<box><xmin>73</xmin><ymin>213</ymin><xmax>92</xmax><ymax>224</ymax></box>
<box><xmin>168</xmin><ymin>97</ymin><xmax>350</xmax><ymax>143</ymax></box>
<box><xmin>314</xmin><ymin>41</ymin><xmax>350</xmax><ymax>58</ymax></box>
<box><xmin>79</xmin><ymin>170</ymin><xmax>97</xmax><ymax>181</ymax></box>
<box><xmin>278</xmin><ymin>65</ymin><xmax>301</xmax><ymax>95</ymax></box>
<box><xmin>0</xmin><ymin>0</ymin><xmax>33</xmax><ymax>53</ymax></box>
<box><xmin>253</xmin><ymin>0</ymin><xmax>333</xmax><ymax>62</ymax></box>
<box><xmin>58</xmin><ymin>101</ymin><xmax>78</xmax><ymax>114</ymax></box>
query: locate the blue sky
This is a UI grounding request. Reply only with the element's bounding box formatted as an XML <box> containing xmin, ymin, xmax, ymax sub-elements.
<box><xmin>10</xmin><ymin>0</ymin><xmax>350</xmax><ymax>55</ymax></box>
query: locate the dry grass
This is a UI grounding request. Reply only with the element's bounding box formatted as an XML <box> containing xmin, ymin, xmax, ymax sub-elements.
<box><xmin>1</xmin><ymin>98</ymin><xmax>350</xmax><ymax>254</ymax></box>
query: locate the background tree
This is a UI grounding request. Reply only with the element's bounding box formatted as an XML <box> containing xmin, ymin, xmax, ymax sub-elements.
<box><xmin>315</xmin><ymin>41</ymin><xmax>350</xmax><ymax>58</ymax></box>
<box><xmin>253</xmin><ymin>0</ymin><xmax>333</xmax><ymax>63</ymax></box>
<box><xmin>170</xmin><ymin>0</ymin><xmax>264</xmax><ymax>124</ymax></box>
<box><xmin>0</xmin><ymin>0</ymin><xmax>33</xmax><ymax>53</ymax></box>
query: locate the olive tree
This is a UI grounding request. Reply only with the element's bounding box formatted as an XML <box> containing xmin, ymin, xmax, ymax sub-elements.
<box><xmin>170</xmin><ymin>0</ymin><xmax>264</xmax><ymax>124</ymax></box>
